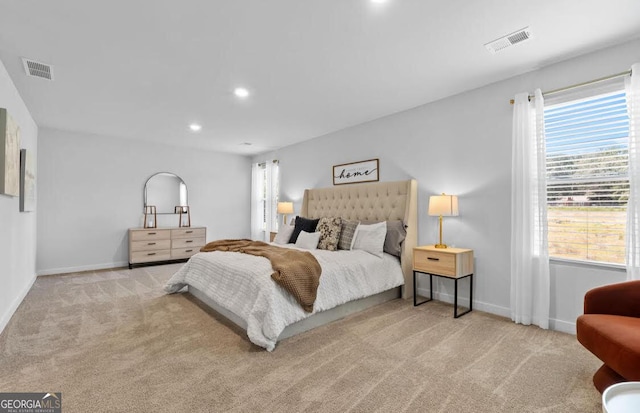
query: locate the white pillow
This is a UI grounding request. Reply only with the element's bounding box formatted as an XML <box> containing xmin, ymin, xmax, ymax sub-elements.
<box><xmin>352</xmin><ymin>222</ymin><xmax>386</xmax><ymax>258</ymax></box>
<box><xmin>273</xmin><ymin>224</ymin><xmax>295</xmax><ymax>244</ymax></box>
<box><xmin>295</xmin><ymin>230</ymin><xmax>321</xmax><ymax>250</ymax></box>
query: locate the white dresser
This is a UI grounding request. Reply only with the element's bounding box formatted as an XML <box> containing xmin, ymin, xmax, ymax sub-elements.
<box><xmin>128</xmin><ymin>227</ymin><xmax>206</xmax><ymax>268</ymax></box>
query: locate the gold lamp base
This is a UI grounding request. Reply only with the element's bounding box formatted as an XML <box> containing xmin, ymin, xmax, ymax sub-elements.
<box><xmin>435</xmin><ymin>215</ymin><xmax>449</xmax><ymax>249</ymax></box>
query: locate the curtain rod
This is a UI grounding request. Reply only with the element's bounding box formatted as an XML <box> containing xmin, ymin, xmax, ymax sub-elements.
<box><xmin>509</xmin><ymin>69</ymin><xmax>632</xmax><ymax>105</ymax></box>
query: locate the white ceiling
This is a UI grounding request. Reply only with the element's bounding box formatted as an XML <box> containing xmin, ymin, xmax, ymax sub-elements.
<box><xmin>1</xmin><ymin>0</ymin><xmax>640</xmax><ymax>156</ymax></box>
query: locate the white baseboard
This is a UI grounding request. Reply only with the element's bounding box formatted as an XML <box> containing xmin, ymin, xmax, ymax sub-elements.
<box><xmin>37</xmin><ymin>261</ymin><xmax>129</xmax><ymax>276</ymax></box>
<box><xmin>0</xmin><ymin>275</ymin><xmax>36</xmax><ymax>335</ymax></box>
<box><xmin>416</xmin><ymin>286</ymin><xmax>511</xmax><ymax>319</ymax></box>
<box><xmin>416</xmin><ymin>286</ymin><xmax>575</xmax><ymax>334</ymax></box>
<box><xmin>549</xmin><ymin>318</ymin><xmax>576</xmax><ymax>335</ymax></box>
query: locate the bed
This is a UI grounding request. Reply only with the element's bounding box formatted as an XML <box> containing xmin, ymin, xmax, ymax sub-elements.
<box><xmin>165</xmin><ymin>179</ymin><xmax>417</xmax><ymax>350</ymax></box>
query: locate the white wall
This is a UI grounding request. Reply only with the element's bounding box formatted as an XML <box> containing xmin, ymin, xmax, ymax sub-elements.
<box><xmin>37</xmin><ymin>128</ymin><xmax>252</xmax><ymax>275</ymax></box>
<box><xmin>0</xmin><ymin>60</ymin><xmax>38</xmax><ymax>333</ymax></box>
<box><xmin>256</xmin><ymin>38</ymin><xmax>640</xmax><ymax>333</ymax></box>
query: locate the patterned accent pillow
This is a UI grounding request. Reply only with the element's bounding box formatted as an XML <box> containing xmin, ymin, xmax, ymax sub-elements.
<box><xmin>317</xmin><ymin>217</ymin><xmax>342</xmax><ymax>251</ymax></box>
<box><xmin>338</xmin><ymin>219</ymin><xmax>359</xmax><ymax>250</ymax></box>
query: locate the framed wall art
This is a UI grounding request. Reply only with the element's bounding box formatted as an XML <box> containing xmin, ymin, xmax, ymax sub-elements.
<box><xmin>20</xmin><ymin>148</ymin><xmax>36</xmax><ymax>212</ymax></box>
<box><xmin>332</xmin><ymin>158</ymin><xmax>379</xmax><ymax>185</ymax></box>
<box><xmin>0</xmin><ymin>108</ymin><xmax>21</xmax><ymax>197</ymax></box>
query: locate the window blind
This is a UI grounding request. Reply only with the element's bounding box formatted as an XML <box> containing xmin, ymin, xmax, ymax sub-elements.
<box><xmin>544</xmin><ymin>91</ymin><xmax>629</xmax><ymax>264</ymax></box>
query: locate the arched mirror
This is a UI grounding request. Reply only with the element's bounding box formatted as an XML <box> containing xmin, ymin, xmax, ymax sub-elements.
<box><xmin>144</xmin><ymin>172</ymin><xmax>188</xmax><ymax>214</ymax></box>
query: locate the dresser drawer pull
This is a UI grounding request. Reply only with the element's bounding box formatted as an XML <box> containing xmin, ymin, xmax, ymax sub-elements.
<box><xmin>427</xmin><ymin>257</ymin><xmax>440</xmax><ymax>261</ymax></box>
<box><xmin>186</xmin><ymin>249</ymin><xmax>193</xmax><ymax>252</ymax></box>
<box><xmin>186</xmin><ymin>240</ymin><xmax>193</xmax><ymax>243</ymax></box>
<box><xmin>148</xmin><ymin>242</ymin><xmax>156</xmax><ymax>245</ymax></box>
<box><xmin>147</xmin><ymin>252</ymin><xmax>156</xmax><ymax>256</ymax></box>
<box><xmin>148</xmin><ymin>232</ymin><xmax>156</xmax><ymax>235</ymax></box>
<box><xmin>186</xmin><ymin>230</ymin><xmax>193</xmax><ymax>234</ymax></box>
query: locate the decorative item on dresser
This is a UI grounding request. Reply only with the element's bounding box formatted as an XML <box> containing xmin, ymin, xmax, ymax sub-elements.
<box><xmin>413</xmin><ymin>245</ymin><xmax>474</xmax><ymax>318</ymax></box>
<box><xmin>128</xmin><ymin>227</ymin><xmax>206</xmax><ymax>269</ymax></box>
<box><xmin>175</xmin><ymin>205</ymin><xmax>191</xmax><ymax>227</ymax></box>
<box><xmin>143</xmin><ymin>205</ymin><xmax>157</xmax><ymax>228</ymax></box>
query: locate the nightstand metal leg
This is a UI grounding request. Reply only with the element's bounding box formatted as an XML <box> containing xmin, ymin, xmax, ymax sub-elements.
<box><xmin>430</xmin><ymin>274</ymin><xmax>433</xmax><ymax>301</ymax></box>
<box><xmin>454</xmin><ymin>273</ymin><xmax>473</xmax><ymax>318</ymax></box>
<box><xmin>413</xmin><ymin>270</ymin><xmax>433</xmax><ymax>306</ymax></box>
<box><xmin>454</xmin><ymin>278</ymin><xmax>458</xmax><ymax>317</ymax></box>
<box><xmin>470</xmin><ymin>274</ymin><xmax>473</xmax><ymax>312</ymax></box>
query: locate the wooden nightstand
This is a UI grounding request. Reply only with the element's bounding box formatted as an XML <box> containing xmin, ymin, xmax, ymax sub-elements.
<box><xmin>413</xmin><ymin>245</ymin><xmax>474</xmax><ymax>318</ymax></box>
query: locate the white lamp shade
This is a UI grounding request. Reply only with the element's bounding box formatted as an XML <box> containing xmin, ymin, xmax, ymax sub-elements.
<box><xmin>428</xmin><ymin>194</ymin><xmax>459</xmax><ymax>217</ymax></box>
<box><xmin>277</xmin><ymin>202</ymin><xmax>294</xmax><ymax>214</ymax></box>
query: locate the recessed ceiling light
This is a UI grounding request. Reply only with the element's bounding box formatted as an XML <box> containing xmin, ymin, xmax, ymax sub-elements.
<box><xmin>189</xmin><ymin>123</ymin><xmax>202</xmax><ymax>132</ymax></box>
<box><xmin>234</xmin><ymin>87</ymin><xmax>250</xmax><ymax>98</ymax></box>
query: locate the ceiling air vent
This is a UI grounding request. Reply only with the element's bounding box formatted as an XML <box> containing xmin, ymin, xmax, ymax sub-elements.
<box><xmin>484</xmin><ymin>27</ymin><xmax>532</xmax><ymax>54</ymax></box>
<box><xmin>22</xmin><ymin>58</ymin><xmax>54</xmax><ymax>80</ymax></box>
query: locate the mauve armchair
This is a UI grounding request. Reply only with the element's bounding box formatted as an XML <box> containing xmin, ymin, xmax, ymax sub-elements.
<box><xmin>576</xmin><ymin>280</ymin><xmax>640</xmax><ymax>393</ymax></box>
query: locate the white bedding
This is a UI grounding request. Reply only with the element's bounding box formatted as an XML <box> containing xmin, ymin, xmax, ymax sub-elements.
<box><xmin>164</xmin><ymin>245</ymin><xmax>404</xmax><ymax>351</ymax></box>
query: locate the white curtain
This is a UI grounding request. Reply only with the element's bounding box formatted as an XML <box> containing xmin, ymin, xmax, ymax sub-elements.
<box><xmin>510</xmin><ymin>89</ymin><xmax>550</xmax><ymax>329</ymax></box>
<box><xmin>250</xmin><ymin>163</ymin><xmax>262</xmax><ymax>240</ymax></box>
<box><xmin>626</xmin><ymin>63</ymin><xmax>640</xmax><ymax>281</ymax></box>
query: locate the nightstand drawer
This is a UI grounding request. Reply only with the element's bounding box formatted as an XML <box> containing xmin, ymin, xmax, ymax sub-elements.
<box><xmin>414</xmin><ymin>249</ymin><xmax>456</xmax><ymax>276</ymax></box>
<box><xmin>413</xmin><ymin>246</ymin><xmax>473</xmax><ymax>278</ymax></box>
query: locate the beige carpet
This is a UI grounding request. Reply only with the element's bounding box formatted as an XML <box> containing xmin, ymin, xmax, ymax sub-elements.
<box><xmin>0</xmin><ymin>264</ymin><xmax>602</xmax><ymax>412</ymax></box>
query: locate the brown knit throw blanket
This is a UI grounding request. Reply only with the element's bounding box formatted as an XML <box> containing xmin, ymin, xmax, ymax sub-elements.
<box><xmin>200</xmin><ymin>239</ymin><xmax>322</xmax><ymax>312</ymax></box>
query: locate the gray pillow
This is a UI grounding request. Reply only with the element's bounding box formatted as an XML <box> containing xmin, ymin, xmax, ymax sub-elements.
<box><xmin>338</xmin><ymin>220</ymin><xmax>359</xmax><ymax>250</ymax></box>
<box><xmin>361</xmin><ymin>220</ymin><xmax>407</xmax><ymax>257</ymax></box>
<box><xmin>384</xmin><ymin>220</ymin><xmax>407</xmax><ymax>257</ymax></box>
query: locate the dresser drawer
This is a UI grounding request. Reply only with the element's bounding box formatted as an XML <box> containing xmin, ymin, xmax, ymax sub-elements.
<box><xmin>172</xmin><ymin>237</ymin><xmax>205</xmax><ymax>249</ymax></box>
<box><xmin>130</xmin><ymin>249</ymin><xmax>172</xmax><ymax>263</ymax></box>
<box><xmin>171</xmin><ymin>228</ymin><xmax>206</xmax><ymax>239</ymax></box>
<box><xmin>171</xmin><ymin>247</ymin><xmax>199</xmax><ymax>260</ymax></box>
<box><xmin>130</xmin><ymin>239</ymin><xmax>171</xmax><ymax>252</ymax></box>
<box><xmin>414</xmin><ymin>249</ymin><xmax>456</xmax><ymax>276</ymax></box>
<box><xmin>130</xmin><ymin>229</ymin><xmax>171</xmax><ymax>242</ymax></box>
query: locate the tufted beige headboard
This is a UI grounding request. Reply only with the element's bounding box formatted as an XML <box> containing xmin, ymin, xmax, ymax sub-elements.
<box><xmin>300</xmin><ymin>179</ymin><xmax>418</xmax><ymax>299</ymax></box>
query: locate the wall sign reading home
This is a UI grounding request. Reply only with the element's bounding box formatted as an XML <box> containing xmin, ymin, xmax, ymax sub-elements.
<box><xmin>333</xmin><ymin>158</ymin><xmax>379</xmax><ymax>185</ymax></box>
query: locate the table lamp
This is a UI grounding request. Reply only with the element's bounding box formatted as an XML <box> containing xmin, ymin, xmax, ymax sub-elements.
<box><xmin>428</xmin><ymin>193</ymin><xmax>459</xmax><ymax>249</ymax></box>
<box><xmin>277</xmin><ymin>202</ymin><xmax>294</xmax><ymax>226</ymax></box>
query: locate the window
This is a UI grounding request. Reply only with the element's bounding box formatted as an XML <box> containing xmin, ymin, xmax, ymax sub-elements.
<box><xmin>252</xmin><ymin>160</ymin><xmax>279</xmax><ymax>240</ymax></box>
<box><xmin>545</xmin><ymin>90</ymin><xmax>629</xmax><ymax>264</ymax></box>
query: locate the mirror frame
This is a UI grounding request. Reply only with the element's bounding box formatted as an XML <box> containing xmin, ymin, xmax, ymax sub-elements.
<box><xmin>143</xmin><ymin>172</ymin><xmax>188</xmax><ymax>214</ymax></box>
